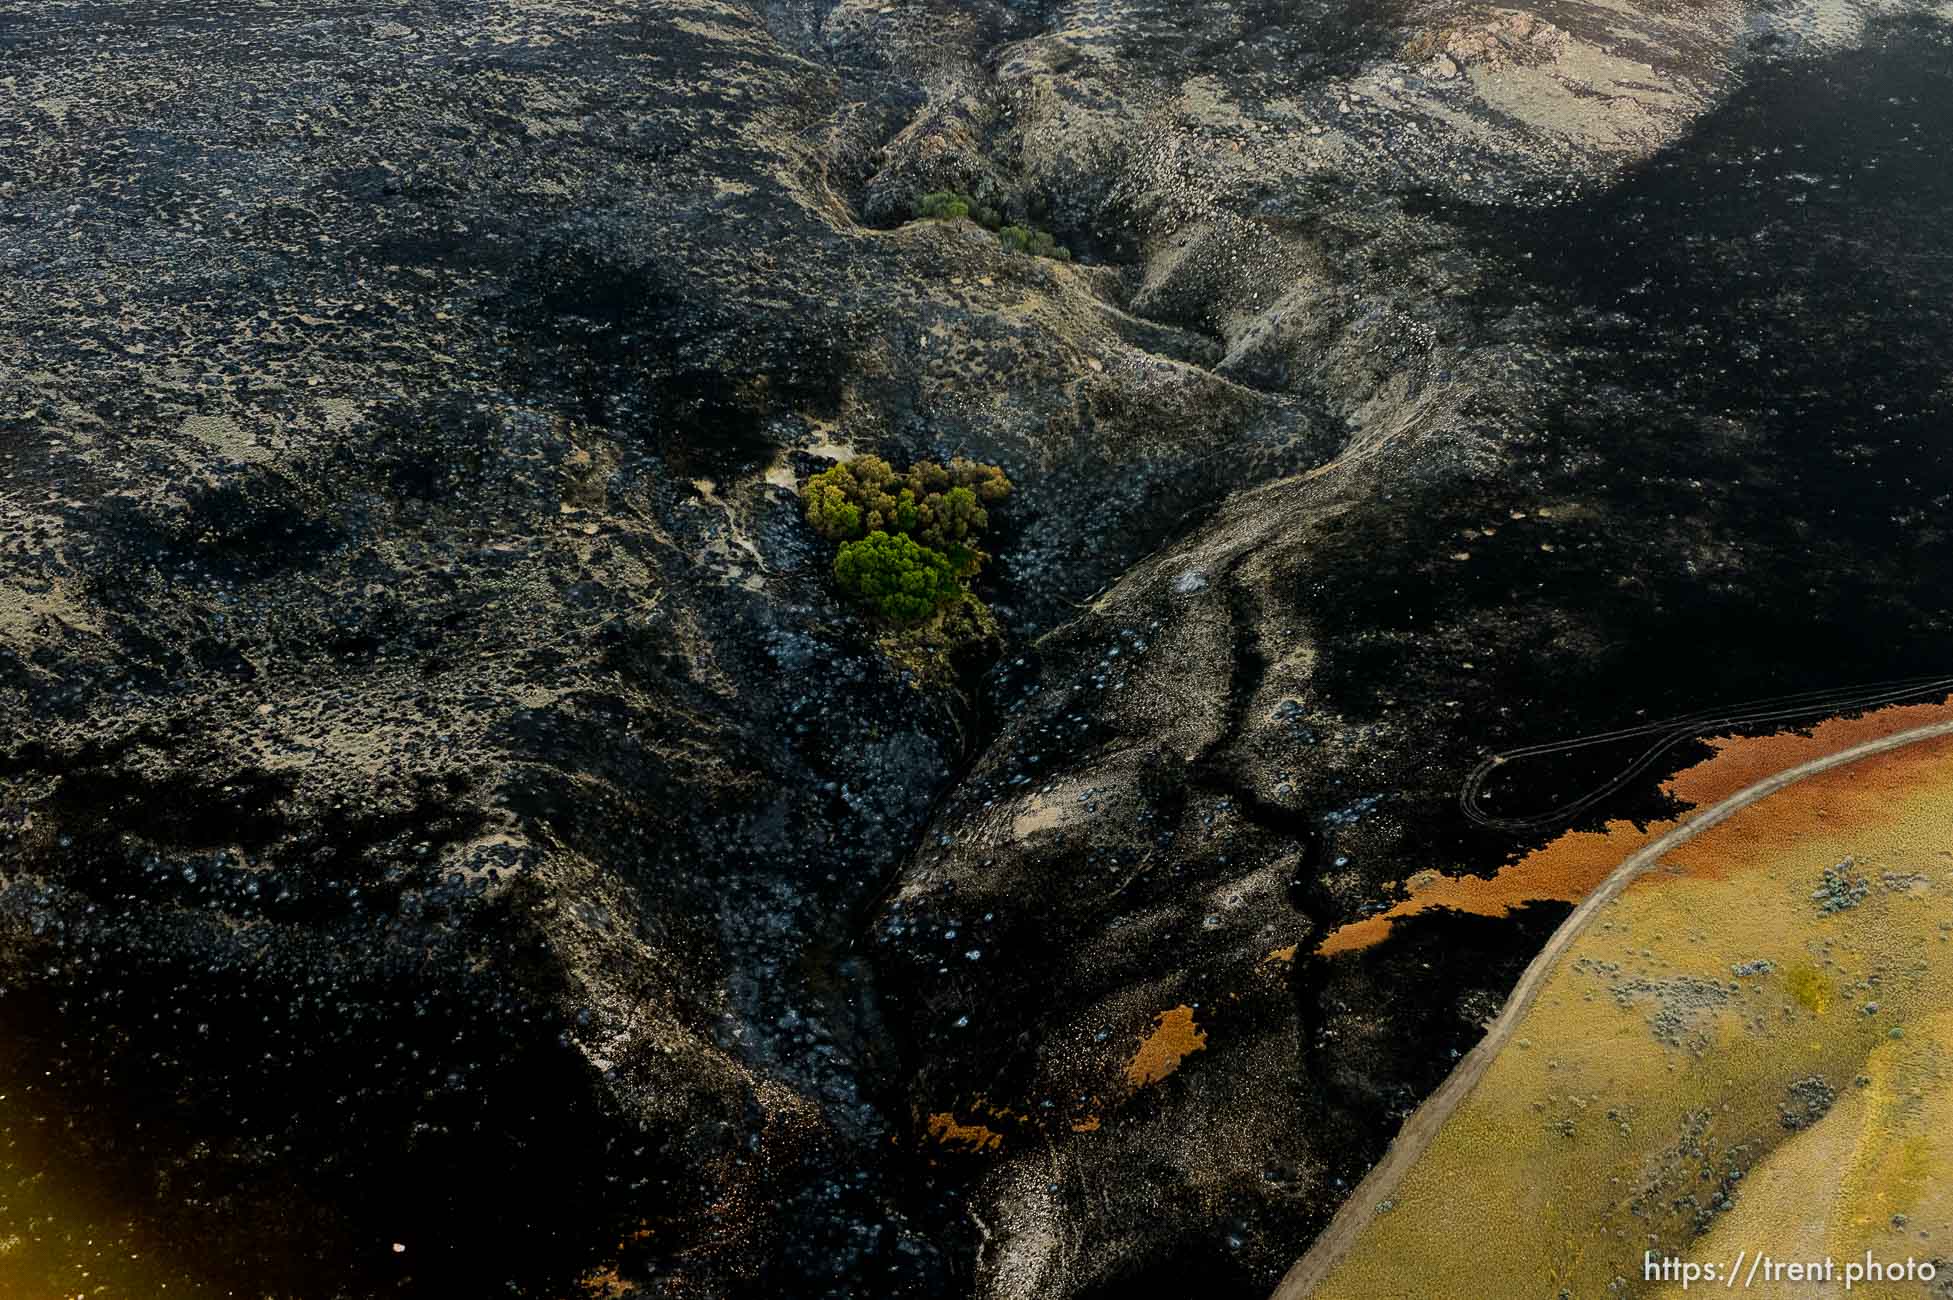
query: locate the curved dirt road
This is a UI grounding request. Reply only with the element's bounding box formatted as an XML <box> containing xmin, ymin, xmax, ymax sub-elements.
<box><xmin>1270</xmin><ymin>717</ymin><xmax>1953</xmax><ymax>1300</ymax></box>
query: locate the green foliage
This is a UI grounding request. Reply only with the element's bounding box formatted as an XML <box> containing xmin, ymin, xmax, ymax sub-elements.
<box><xmin>918</xmin><ymin>190</ymin><xmax>1002</xmax><ymax>228</ymax></box>
<box><xmin>801</xmin><ymin>456</ymin><xmax>1010</xmax><ymax>565</ymax></box>
<box><xmin>879</xmin><ymin>588</ymin><xmax>1003</xmax><ymax>683</ymax></box>
<box><xmin>997</xmin><ymin>224</ymin><xmax>1071</xmax><ymax>261</ymax></box>
<box><xmin>914</xmin><ymin>192</ymin><xmax>1018</xmax><ymax>237</ymax></box>
<box><xmin>915</xmin><ymin>189</ymin><xmax>1072</xmax><ymax>258</ymax></box>
<box><xmin>917</xmin><ymin>190</ymin><xmax>971</xmax><ymax>221</ymax></box>
<box><xmin>801</xmin><ymin>455</ymin><xmax>1012</xmax><ymax>625</ymax></box>
<box><xmin>834</xmin><ymin>531</ymin><xmax>960</xmax><ymax>623</ymax></box>
<box><xmin>802</xmin><ymin>478</ymin><xmax>862</xmax><ymax>539</ymax></box>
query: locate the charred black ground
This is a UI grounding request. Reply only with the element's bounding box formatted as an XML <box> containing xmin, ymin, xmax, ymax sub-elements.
<box><xmin>1</xmin><ymin>3</ymin><xmax>1950</xmax><ymax>1299</ymax></box>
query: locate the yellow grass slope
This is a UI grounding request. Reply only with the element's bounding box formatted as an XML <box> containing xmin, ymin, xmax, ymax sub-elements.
<box><xmin>1652</xmin><ymin>1011</ymin><xmax>1953</xmax><ymax>1300</ymax></box>
<box><xmin>1303</xmin><ymin>732</ymin><xmax>1953</xmax><ymax>1300</ymax></box>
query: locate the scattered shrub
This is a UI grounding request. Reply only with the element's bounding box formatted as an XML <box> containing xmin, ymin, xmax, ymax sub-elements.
<box><xmin>917</xmin><ymin>190</ymin><xmax>972</xmax><ymax>221</ymax></box>
<box><xmin>1811</xmin><ymin>857</ymin><xmax>1869</xmax><ymax>913</ymax></box>
<box><xmin>914</xmin><ymin>192</ymin><xmax>1068</xmax><ymax>258</ymax></box>
<box><xmin>997</xmin><ymin>224</ymin><xmax>1071</xmax><ymax>261</ymax></box>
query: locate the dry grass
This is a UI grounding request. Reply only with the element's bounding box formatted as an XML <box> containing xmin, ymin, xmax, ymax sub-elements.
<box><xmin>1125</xmin><ymin>1004</ymin><xmax>1210</xmax><ymax>1087</ymax></box>
<box><xmin>1317</xmin><ymin>699</ymin><xmax>1953</xmax><ymax>956</ymax></box>
<box><xmin>1305</xmin><ymin>734</ymin><xmax>1953</xmax><ymax>1298</ymax></box>
<box><xmin>926</xmin><ymin>1111</ymin><xmax>1007</xmax><ymax>1153</ymax></box>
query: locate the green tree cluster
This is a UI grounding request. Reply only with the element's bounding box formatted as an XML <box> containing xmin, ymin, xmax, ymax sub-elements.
<box><xmin>913</xmin><ymin>191</ymin><xmax>1070</xmax><ymax>261</ymax></box>
<box><xmin>802</xmin><ymin>455</ymin><xmax>1012</xmax><ymax>624</ymax></box>
<box><xmin>997</xmin><ymin>224</ymin><xmax>1071</xmax><ymax>261</ymax></box>
<box><xmin>918</xmin><ymin>190</ymin><xmax>1002</xmax><ymax>230</ymax></box>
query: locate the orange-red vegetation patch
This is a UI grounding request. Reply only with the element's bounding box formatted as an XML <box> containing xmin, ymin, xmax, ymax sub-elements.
<box><xmin>1654</xmin><ymin>727</ymin><xmax>1953</xmax><ymax>885</ymax></box>
<box><xmin>926</xmin><ymin>1111</ymin><xmax>1005</xmax><ymax>1152</ymax></box>
<box><xmin>1124</xmin><ymin>1004</ymin><xmax>1208</xmax><ymax>1087</ymax></box>
<box><xmin>1071</xmin><ymin>1116</ymin><xmax>1103</xmax><ymax>1133</ymax></box>
<box><xmin>1316</xmin><ymin>698</ymin><xmax>1953</xmax><ymax>957</ymax></box>
<box><xmin>578</xmin><ymin>1266</ymin><xmax>635</xmax><ymax>1298</ymax></box>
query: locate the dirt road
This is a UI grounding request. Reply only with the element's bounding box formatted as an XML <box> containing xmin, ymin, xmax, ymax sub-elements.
<box><xmin>1269</xmin><ymin>717</ymin><xmax>1953</xmax><ymax>1300</ymax></box>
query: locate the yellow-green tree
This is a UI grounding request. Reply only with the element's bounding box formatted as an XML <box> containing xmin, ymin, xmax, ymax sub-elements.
<box><xmin>801</xmin><ymin>455</ymin><xmax>1012</xmax><ymax>619</ymax></box>
<box><xmin>833</xmin><ymin>531</ymin><xmax>961</xmax><ymax>623</ymax></box>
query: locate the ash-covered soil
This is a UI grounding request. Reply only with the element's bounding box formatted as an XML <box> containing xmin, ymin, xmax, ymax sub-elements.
<box><xmin>1</xmin><ymin>1</ymin><xmax>1949</xmax><ymax>1298</ymax></box>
